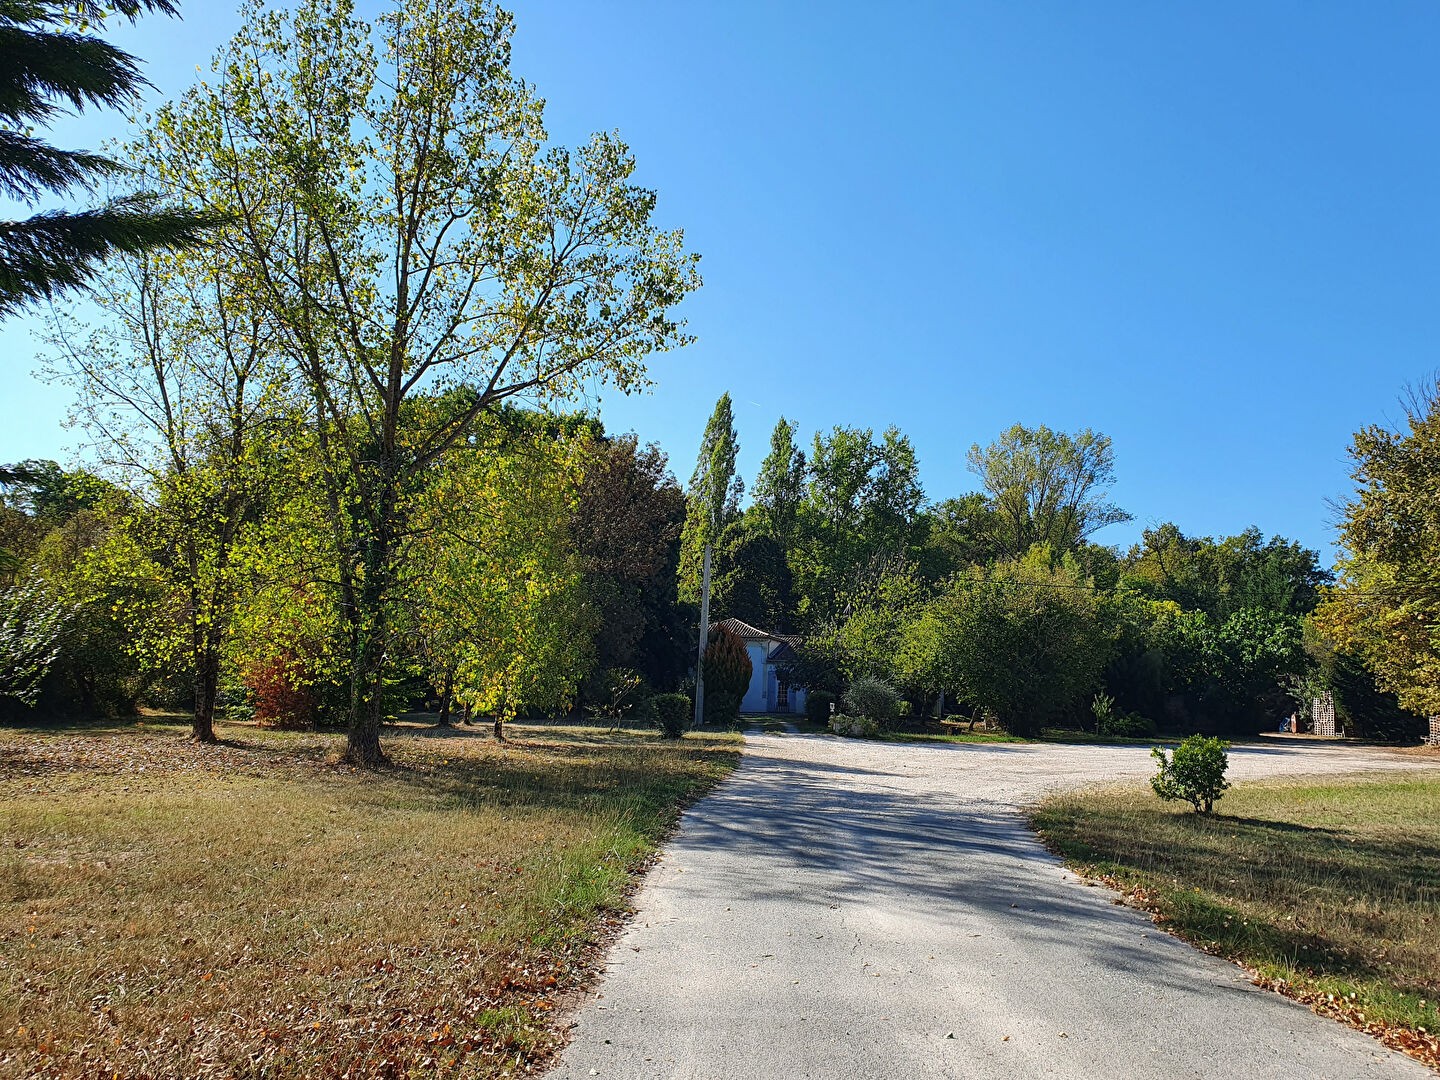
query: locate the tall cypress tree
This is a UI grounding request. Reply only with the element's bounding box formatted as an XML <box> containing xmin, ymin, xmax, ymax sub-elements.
<box><xmin>0</xmin><ymin>0</ymin><xmax>218</xmax><ymax>317</ymax></box>
<box><xmin>678</xmin><ymin>393</ymin><xmax>742</xmax><ymax>604</ymax></box>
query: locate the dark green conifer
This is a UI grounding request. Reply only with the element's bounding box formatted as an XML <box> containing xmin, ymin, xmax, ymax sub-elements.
<box><xmin>0</xmin><ymin>1</ymin><xmax>218</xmax><ymax>316</ymax></box>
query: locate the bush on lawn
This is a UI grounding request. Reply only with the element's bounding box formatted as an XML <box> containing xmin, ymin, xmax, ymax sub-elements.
<box><xmin>652</xmin><ymin>693</ymin><xmax>691</xmax><ymax>739</ymax></box>
<box><xmin>829</xmin><ymin>713</ymin><xmax>879</xmax><ymax>738</ymax></box>
<box><xmin>843</xmin><ymin>676</ymin><xmax>900</xmax><ymax>726</ymax></box>
<box><xmin>1152</xmin><ymin>734</ymin><xmax>1230</xmax><ymax>814</ymax></box>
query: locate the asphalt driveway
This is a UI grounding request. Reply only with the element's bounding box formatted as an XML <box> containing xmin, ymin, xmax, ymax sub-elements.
<box><xmin>549</xmin><ymin>733</ymin><xmax>1437</xmax><ymax>1080</ymax></box>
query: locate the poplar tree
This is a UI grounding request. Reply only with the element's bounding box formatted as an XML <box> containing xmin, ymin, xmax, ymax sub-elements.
<box><xmin>0</xmin><ymin>0</ymin><xmax>217</xmax><ymax>316</ymax></box>
<box><xmin>151</xmin><ymin>0</ymin><xmax>699</xmax><ymax>765</ymax></box>
<box><xmin>752</xmin><ymin>416</ymin><xmax>806</xmax><ymax>550</ymax></box>
<box><xmin>679</xmin><ymin>393</ymin><xmax>740</xmax><ymax>727</ymax></box>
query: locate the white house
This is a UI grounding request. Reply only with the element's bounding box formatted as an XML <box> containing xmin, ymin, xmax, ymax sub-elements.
<box><xmin>710</xmin><ymin>618</ymin><xmax>807</xmax><ymax>716</ymax></box>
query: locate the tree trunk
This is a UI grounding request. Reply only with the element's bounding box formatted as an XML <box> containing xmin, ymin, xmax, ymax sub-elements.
<box><xmin>436</xmin><ymin>667</ymin><xmax>453</xmax><ymax>727</ymax></box>
<box><xmin>343</xmin><ymin>505</ymin><xmax>395</xmax><ymax>767</ymax></box>
<box><xmin>192</xmin><ymin>648</ymin><xmax>220</xmax><ymax>743</ymax></box>
<box><xmin>493</xmin><ymin>717</ymin><xmax>504</xmax><ymax>740</ymax></box>
<box><xmin>345</xmin><ymin>674</ymin><xmax>387</xmax><ymax>766</ymax></box>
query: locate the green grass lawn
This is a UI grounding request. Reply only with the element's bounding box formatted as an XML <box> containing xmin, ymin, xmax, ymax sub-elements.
<box><xmin>1032</xmin><ymin>773</ymin><xmax>1440</xmax><ymax>1068</ymax></box>
<box><xmin>0</xmin><ymin>716</ymin><xmax>739</xmax><ymax>1079</ymax></box>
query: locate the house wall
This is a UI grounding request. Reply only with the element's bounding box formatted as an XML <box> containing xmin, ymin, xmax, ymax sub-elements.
<box><xmin>740</xmin><ymin>643</ymin><xmax>768</xmax><ymax>713</ymax></box>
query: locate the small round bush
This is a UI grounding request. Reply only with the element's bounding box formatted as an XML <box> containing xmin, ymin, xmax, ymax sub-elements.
<box><xmin>652</xmin><ymin>693</ymin><xmax>691</xmax><ymax>739</ymax></box>
<box><xmin>843</xmin><ymin>677</ymin><xmax>900</xmax><ymax>725</ymax></box>
<box><xmin>1151</xmin><ymin>734</ymin><xmax>1230</xmax><ymax>813</ymax></box>
<box><xmin>805</xmin><ymin>690</ymin><xmax>836</xmax><ymax>725</ymax></box>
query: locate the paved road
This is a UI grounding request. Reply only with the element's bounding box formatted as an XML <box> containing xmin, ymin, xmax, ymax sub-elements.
<box><xmin>550</xmin><ymin>734</ymin><xmax>1438</xmax><ymax>1080</ymax></box>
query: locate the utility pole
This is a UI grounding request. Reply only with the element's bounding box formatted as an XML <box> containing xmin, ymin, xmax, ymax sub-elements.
<box><xmin>693</xmin><ymin>543</ymin><xmax>712</xmax><ymax>730</ymax></box>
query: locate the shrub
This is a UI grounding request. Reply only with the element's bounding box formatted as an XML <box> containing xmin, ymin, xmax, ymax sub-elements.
<box><xmin>805</xmin><ymin>689</ymin><xmax>836</xmax><ymax>725</ymax></box>
<box><xmin>1101</xmin><ymin>711</ymin><xmax>1158</xmax><ymax>739</ymax></box>
<box><xmin>1152</xmin><ymin>735</ymin><xmax>1230</xmax><ymax>814</ymax></box>
<box><xmin>897</xmin><ymin>699</ymin><xmax>913</xmax><ymax>718</ymax></box>
<box><xmin>652</xmin><ymin>693</ymin><xmax>690</xmax><ymax>739</ymax></box>
<box><xmin>1091</xmin><ymin>691</ymin><xmax>1116</xmax><ymax>731</ymax></box>
<box><xmin>843</xmin><ymin>676</ymin><xmax>900</xmax><ymax>725</ymax></box>
<box><xmin>702</xmin><ymin>623</ymin><xmax>752</xmax><ymax>726</ymax></box>
<box><xmin>829</xmin><ymin>713</ymin><xmax>879</xmax><ymax>738</ymax></box>
<box><xmin>244</xmin><ymin>654</ymin><xmax>315</xmax><ymax>729</ymax></box>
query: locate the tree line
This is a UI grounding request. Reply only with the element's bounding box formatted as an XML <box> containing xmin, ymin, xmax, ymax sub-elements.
<box><xmin>1</xmin><ymin>1</ymin><xmax>1433</xmax><ymax>751</ymax></box>
<box><xmin>677</xmin><ymin>392</ymin><xmax>1431</xmax><ymax>742</ymax></box>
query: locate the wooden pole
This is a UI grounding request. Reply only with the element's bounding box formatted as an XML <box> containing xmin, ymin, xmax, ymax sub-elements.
<box><xmin>693</xmin><ymin>542</ymin><xmax>712</xmax><ymax>731</ymax></box>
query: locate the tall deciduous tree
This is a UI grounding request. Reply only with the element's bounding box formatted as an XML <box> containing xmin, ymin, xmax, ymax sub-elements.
<box><xmin>406</xmin><ymin>412</ymin><xmax>593</xmax><ymax>736</ymax></box>
<box><xmin>678</xmin><ymin>393</ymin><xmax>742</xmax><ymax>603</ymax></box>
<box><xmin>752</xmin><ymin>417</ymin><xmax>805</xmax><ymax>549</ymax></box>
<box><xmin>571</xmin><ymin>433</ymin><xmax>688</xmax><ymax>691</ymax></box>
<box><xmin>150</xmin><ymin>0</ymin><xmax>699</xmax><ymax>763</ymax></box>
<box><xmin>0</xmin><ymin>0</ymin><xmax>218</xmax><ymax>316</ymax></box>
<box><xmin>793</xmin><ymin>425</ymin><xmax>922</xmax><ymax>621</ymax></box>
<box><xmin>1315</xmin><ymin>379</ymin><xmax>1440</xmax><ymax>718</ymax></box>
<box><xmin>43</xmin><ymin>235</ymin><xmax>284</xmax><ymax>742</ymax></box>
<box><xmin>679</xmin><ymin>392</ymin><xmax>740</xmax><ymax>727</ymax></box>
<box><xmin>967</xmin><ymin>424</ymin><xmax>1130</xmax><ymax>558</ymax></box>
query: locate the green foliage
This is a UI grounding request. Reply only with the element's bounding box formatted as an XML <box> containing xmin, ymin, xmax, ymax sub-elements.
<box><xmin>805</xmin><ymin>689</ymin><xmax>835</xmax><ymax>724</ymax></box>
<box><xmin>710</xmin><ymin>519</ymin><xmax>794</xmax><ymax>632</ymax></box>
<box><xmin>0</xmin><ymin>1</ymin><xmax>219</xmax><ymax>315</ymax></box>
<box><xmin>1100</xmin><ymin>711</ymin><xmax>1158</xmax><ymax>738</ymax></box>
<box><xmin>1123</xmin><ymin>523</ymin><xmax>1330</xmax><ymax>621</ymax></box>
<box><xmin>571</xmin><ymin>434</ymin><xmax>688</xmax><ymax>692</ymax></box>
<box><xmin>1151</xmin><ymin>735</ymin><xmax>1231</xmax><ymax>814</ymax></box>
<box><xmin>843</xmin><ymin>676</ymin><xmax>900</xmax><ymax>726</ymax></box>
<box><xmin>406</xmin><ymin>415</ymin><xmax>595</xmax><ymax>723</ymax></box>
<box><xmin>651</xmin><ymin>692</ymin><xmax>690</xmax><ymax>739</ymax></box>
<box><xmin>0</xmin><ymin>578</ymin><xmax>69</xmax><ymax>708</ymax></box>
<box><xmin>1090</xmin><ymin>691</ymin><xmax>1116</xmax><ymax>731</ymax></box>
<box><xmin>1315</xmin><ymin>378</ymin><xmax>1440</xmax><ymax>719</ymax></box>
<box><xmin>791</xmin><ymin>425</ymin><xmax>922</xmax><ymax>621</ymax></box>
<box><xmin>701</xmin><ymin>623</ymin><xmax>751</xmax><ymax>725</ymax></box>
<box><xmin>751</xmin><ymin>417</ymin><xmax>806</xmax><ymax>551</ymax></box>
<box><xmin>829</xmin><ymin>713</ymin><xmax>879</xmax><ymax>738</ymax></box>
<box><xmin>678</xmin><ymin>394</ymin><xmax>742</xmax><ymax>604</ymax></box>
<box><xmin>967</xmin><ymin>424</ymin><xmax>1130</xmax><ymax>558</ymax></box>
<box><xmin>141</xmin><ymin>0</ymin><xmax>700</xmax><ymax>763</ymax></box>
<box><xmin>902</xmin><ymin>548</ymin><xmax>1112</xmax><ymax>736</ymax></box>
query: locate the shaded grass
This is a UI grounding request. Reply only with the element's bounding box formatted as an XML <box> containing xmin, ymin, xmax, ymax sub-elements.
<box><xmin>0</xmin><ymin>719</ymin><xmax>739</xmax><ymax>1079</ymax></box>
<box><xmin>1032</xmin><ymin>774</ymin><xmax>1440</xmax><ymax>1065</ymax></box>
<box><xmin>881</xmin><ymin>729</ymin><xmax>1030</xmax><ymax>745</ymax></box>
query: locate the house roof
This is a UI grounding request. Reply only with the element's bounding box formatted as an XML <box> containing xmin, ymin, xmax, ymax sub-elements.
<box><xmin>710</xmin><ymin>617</ymin><xmax>773</xmax><ymax>642</ymax></box>
<box><xmin>711</xmin><ymin>618</ymin><xmax>801</xmax><ymax>661</ymax></box>
<box><xmin>767</xmin><ymin>640</ymin><xmax>800</xmax><ymax>666</ymax></box>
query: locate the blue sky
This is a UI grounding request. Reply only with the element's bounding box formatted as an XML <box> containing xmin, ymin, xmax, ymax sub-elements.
<box><xmin>5</xmin><ymin>2</ymin><xmax>1439</xmax><ymax>559</ymax></box>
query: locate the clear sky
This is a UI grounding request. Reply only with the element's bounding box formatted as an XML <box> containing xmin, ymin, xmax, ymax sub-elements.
<box><xmin>5</xmin><ymin>1</ymin><xmax>1439</xmax><ymax>559</ymax></box>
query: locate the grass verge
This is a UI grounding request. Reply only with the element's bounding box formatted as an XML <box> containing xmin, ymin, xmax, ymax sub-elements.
<box><xmin>0</xmin><ymin>717</ymin><xmax>739</xmax><ymax>1079</ymax></box>
<box><xmin>1031</xmin><ymin>773</ymin><xmax>1440</xmax><ymax>1069</ymax></box>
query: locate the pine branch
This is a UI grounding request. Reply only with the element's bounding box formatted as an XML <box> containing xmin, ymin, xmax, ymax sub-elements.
<box><xmin>0</xmin><ymin>129</ymin><xmax>122</xmax><ymax>201</ymax></box>
<box><xmin>0</xmin><ymin>195</ymin><xmax>225</xmax><ymax>315</ymax></box>
<box><xmin>0</xmin><ymin>26</ymin><xmax>147</xmax><ymax>124</ymax></box>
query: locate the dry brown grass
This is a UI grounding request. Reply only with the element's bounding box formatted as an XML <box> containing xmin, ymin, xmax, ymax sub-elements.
<box><xmin>0</xmin><ymin>717</ymin><xmax>739</xmax><ymax>1079</ymax></box>
<box><xmin>1033</xmin><ymin>773</ymin><xmax>1440</xmax><ymax>1068</ymax></box>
